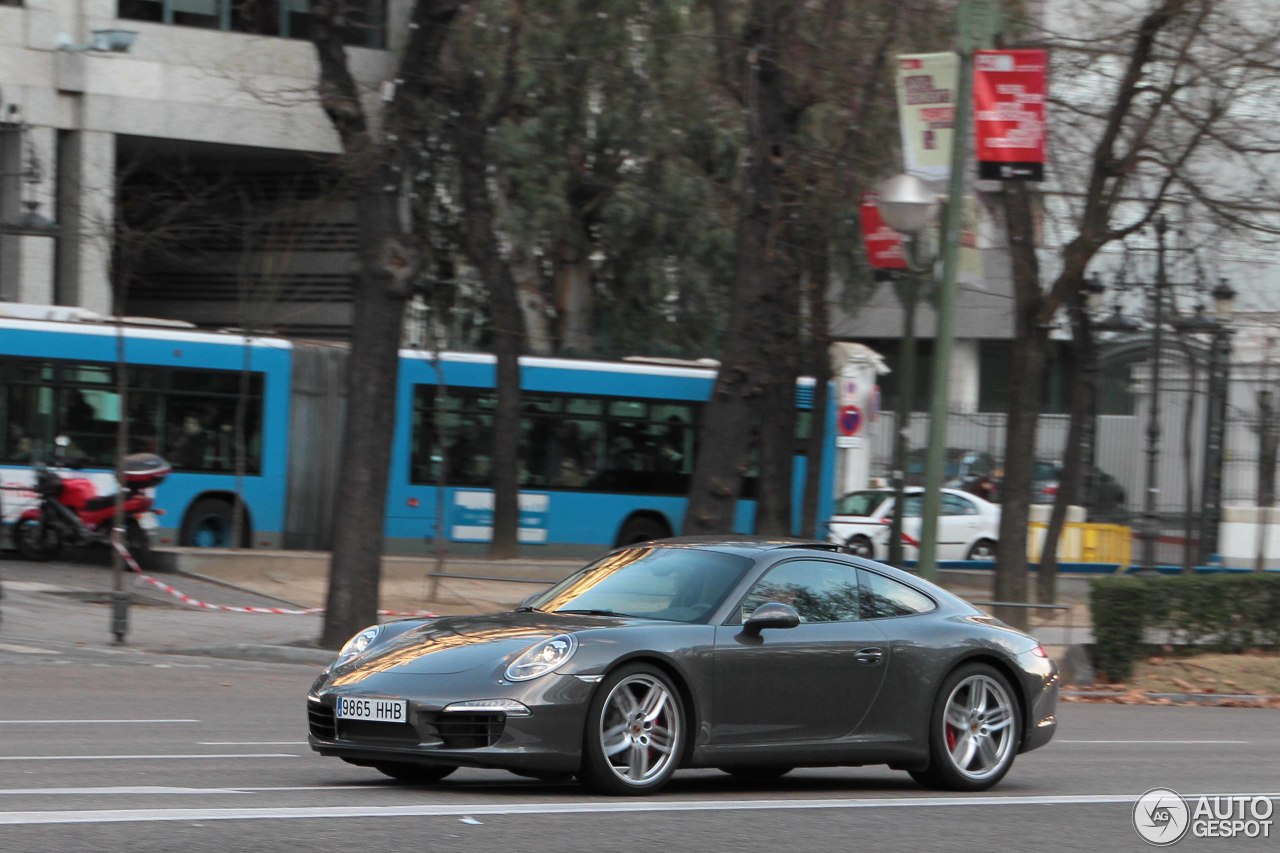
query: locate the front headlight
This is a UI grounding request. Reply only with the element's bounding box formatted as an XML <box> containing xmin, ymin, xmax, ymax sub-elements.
<box><xmin>335</xmin><ymin>624</ymin><xmax>382</xmax><ymax>666</ymax></box>
<box><xmin>505</xmin><ymin>634</ymin><xmax>578</xmax><ymax>681</ymax></box>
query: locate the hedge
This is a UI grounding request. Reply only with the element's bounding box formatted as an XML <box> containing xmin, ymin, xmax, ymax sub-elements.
<box><xmin>1089</xmin><ymin>572</ymin><xmax>1280</xmax><ymax>683</ymax></box>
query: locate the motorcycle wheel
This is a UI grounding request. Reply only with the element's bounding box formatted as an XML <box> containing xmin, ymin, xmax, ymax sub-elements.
<box><xmin>124</xmin><ymin>518</ymin><xmax>153</xmax><ymax>571</ymax></box>
<box><xmin>15</xmin><ymin>518</ymin><xmax>63</xmax><ymax>562</ymax></box>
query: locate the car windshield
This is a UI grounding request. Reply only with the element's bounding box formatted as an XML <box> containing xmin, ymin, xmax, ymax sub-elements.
<box><xmin>525</xmin><ymin>546</ymin><xmax>754</xmax><ymax>624</ymax></box>
<box><xmin>835</xmin><ymin>491</ymin><xmax>891</xmax><ymax>517</ymax></box>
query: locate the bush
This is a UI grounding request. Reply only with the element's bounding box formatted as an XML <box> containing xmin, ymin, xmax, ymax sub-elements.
<box><xmin>1090</xmin><ymin>572</ymin><xmax>1280</xmax><ymax>683</ymax></box>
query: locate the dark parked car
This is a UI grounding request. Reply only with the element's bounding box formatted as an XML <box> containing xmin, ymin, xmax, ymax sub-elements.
<box><xmin>905</xmin><ymin>448</ymin><xmax>998</xmax><ymax>494</ymax></box>
<box><xmin>308</xmin><ymin>537</ymin><xmax>1058</xmax><ymax>795</ymax></box>
<box><xmin>1033</xmin><ymin>461</ymin><xmax>1128</xmax><ymax>518</ymax></box>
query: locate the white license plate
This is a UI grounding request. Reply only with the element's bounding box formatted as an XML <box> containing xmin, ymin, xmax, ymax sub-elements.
<box><xmin>335</xmin><ymin>696</ymin><xmax>408</xmax><ymax>723</ymax></box>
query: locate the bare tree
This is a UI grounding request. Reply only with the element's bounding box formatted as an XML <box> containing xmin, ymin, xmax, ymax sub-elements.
<box><xmin>311</xmin><ymin>0</ymin><xmax>462</xmax><ymax>647</ymax></box>
<box><xmin>996</xmin><ymin>0</ymin><xmax>1280</xmax><ymax>615</ymax></box>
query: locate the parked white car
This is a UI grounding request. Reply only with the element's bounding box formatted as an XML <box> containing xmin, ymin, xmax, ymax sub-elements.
<box><xmin>827</xmin><ymin>487</ymin><xmax>1001</xmax><ymax>562</ymax></box>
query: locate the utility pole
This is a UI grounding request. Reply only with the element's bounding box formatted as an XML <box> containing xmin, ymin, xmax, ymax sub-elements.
<box><xmin>917</xmin><ymin>0</ymin><xmax>1002</xmax><ymax>581</ymax></box>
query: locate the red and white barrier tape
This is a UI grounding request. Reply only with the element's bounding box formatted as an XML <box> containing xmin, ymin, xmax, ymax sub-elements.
<box><xmin>111</xmin><ymin>537</ymin><xmax>436</xmax><ymax>618</ymax></box>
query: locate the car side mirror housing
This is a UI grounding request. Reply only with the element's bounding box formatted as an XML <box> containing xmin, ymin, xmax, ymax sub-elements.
<box><xmin>742</xmin><ymin>602</ymin><xmax>801</xmax><ymax>636</ymax></box>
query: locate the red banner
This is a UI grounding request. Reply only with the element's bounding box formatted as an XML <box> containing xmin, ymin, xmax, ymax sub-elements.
<box><xmin>860</xmin><ymin>194</ymin><xmax>907</xmax><ymax>275</ymax></box>
<box><xmin>973</xmin><ymin>49</ymin><xmax>1047</xmax><ymax>181</ymax></box>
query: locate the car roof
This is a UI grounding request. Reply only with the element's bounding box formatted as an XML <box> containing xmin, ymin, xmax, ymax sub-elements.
<box><xmin>639</xmin><ymin>535</ymin><xmax>845</xmax><ymax>558</ymax></box>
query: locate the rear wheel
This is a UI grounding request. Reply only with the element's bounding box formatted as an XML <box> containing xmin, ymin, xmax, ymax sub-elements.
<box><xmin>965</xmin><ymin>539</ymin><xmax>997</xmax><ymax>561</ymax></box>
<box><xmin>15</xmin><ymin>518</ymin><xmax>61</xmax><ymax>561</ymax></box>
<box><xmin>373</xmin><ymin>762</ymin><xmax>457</xmax><ymax>784</ymax></box>
<box><xmin>180</xmin><ymin>498</ymin><xmax>246</xmax><ymax>547</ymax></box>
<box><xmin>124</xmin><ymin>518</ymin><xmax>152</xmax><ymax>570</ymax></box>
<box><xmin>909</xmin><ymin>663</ymin><xmax>1020</xmax><ymax>792</ymax></box>
<box><xmin>615</xmin><ymin>515</ymin><xmax>669</xmax><ymax>546</ymax></box>
<box><xmin>579</xmin><ymin>663</ymin><xmax>684</xmax><ymax>795</ymax></box>
<box><xmin>844</xmin><ymin>534</ymin><xmax>875</xmax><ymax>559</ymax></box>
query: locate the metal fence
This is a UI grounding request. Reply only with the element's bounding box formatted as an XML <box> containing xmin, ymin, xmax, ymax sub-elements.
<box><xmin>866</xmin><ymin>402</ymin><xmax>1261</xmax><ymax>521</ymax></box>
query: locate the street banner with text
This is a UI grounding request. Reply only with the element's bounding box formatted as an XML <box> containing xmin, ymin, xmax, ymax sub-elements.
<box><xmin>973</xmin><ymin>49</ymin><xmax>1047</xmax><ymax>181</ymax></box>
<box><xmin>895</xmin><ymin>52</ymin><xmax>959</xmax><ymax>183</ymax></box>
<box><xmin>860</xmin><ymin>194</ymin><xmax>907</xmax><ymax>279</ymax></box>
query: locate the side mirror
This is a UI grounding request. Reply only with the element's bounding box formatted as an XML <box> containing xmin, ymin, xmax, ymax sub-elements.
<box><xmin>742</xmin><ymin>602</ymin><xmax>800</xmax><ymax>636</ymax></box>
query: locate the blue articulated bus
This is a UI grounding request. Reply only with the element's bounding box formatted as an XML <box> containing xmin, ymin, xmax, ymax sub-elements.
<box><xmin>0</xmin><ymin>306</ymin><xmax>839</xmax><ymax>556</ymax></box>
<box><xmin>383</xmin><ymin>351</ymin><xmax>838</xmax><ymax>557</ymax></box>
<box><xmin>0</xmin><ymin>309</ymin><xmax>294</xmax><ymax>549</ymax></box>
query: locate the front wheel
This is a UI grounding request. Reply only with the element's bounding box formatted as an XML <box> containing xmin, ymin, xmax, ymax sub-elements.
<box><xmin>15</xmin><ymin>517</ymin><xmax>62</xmax><ymax>561</ymax></box>
<box><xmin>374</xmin><ymin>762</ymin><xmax>457</xmax><ymax>784</ymax></box>
<box><xmin>909</xmin><ymin>663</ymin><xmax>1021</xmax><ymax>792</ymax></box>
<box><xmin>579</xmin><ymin>664</ymin><xmax>684</xmax><ymax>796</ymax></box>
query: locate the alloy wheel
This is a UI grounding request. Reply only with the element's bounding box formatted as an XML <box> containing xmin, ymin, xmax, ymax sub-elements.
<box><xmin>598</xmin><ymin>673</ymin><xmax>681</xmax><ymax>786</ymax></box>
<box><xmin>941</xmin><ymin>673</ymin><xmax>1016</xmax><ymax>781</ymax></box>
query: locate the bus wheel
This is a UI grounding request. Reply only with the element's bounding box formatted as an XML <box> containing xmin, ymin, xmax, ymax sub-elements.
<box><xmin>181</xmin><ymin>498</ymin><xmax>245</xmax><ymax>548</ymax></box>
<box><xmin>615</xmin><ymin>515</ymin><xmax>670</xmax><ymax>546</ymax></box>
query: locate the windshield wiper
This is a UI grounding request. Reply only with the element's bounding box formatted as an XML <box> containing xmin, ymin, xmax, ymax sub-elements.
<box><xmin>514</xmin><ymin>605</ymin><xmax>543</xmax><ymax>613</ymax></box>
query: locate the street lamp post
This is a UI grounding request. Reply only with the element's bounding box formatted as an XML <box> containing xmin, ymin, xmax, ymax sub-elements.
<box><xmin>876</xmin><ymin>175</ymin><xmax>938</xmax><ymax>570</ymax></box>
<box><xmin>1200</xmin><ymin>279</ymin><xmax>1235</xmax><ymax>565</ymax></box>
<box><xmin>1138</xmin><ymin>216</ymin><xmax>1170</xmax><ymax>575</ymax></box>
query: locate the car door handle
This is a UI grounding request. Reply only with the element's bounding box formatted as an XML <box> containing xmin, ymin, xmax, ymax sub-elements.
<box><xmin>854</xmin><ymin>647</ymin><xmax>884</xmax><ymax>665</ymax></box>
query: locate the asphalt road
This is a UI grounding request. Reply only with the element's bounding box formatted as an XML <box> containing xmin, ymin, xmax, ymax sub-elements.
<box><xmin>0</xmin><ymin>641</ymin><xmax>1277</xmax><ymax>853</ymax></box>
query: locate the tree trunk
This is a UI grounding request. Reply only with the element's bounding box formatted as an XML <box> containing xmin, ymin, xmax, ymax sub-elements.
<box><xmin>686</xmin><ymin>0</ymin><xmax>800</xmax><ymax>536</ymax></box>
<box><xmin>452</xmin><ymin>77</ymin><xmax>526</xmax><ymax>559</ymax></box>
<box><xmin>313</xmin><ymin>0</ymin><xmax>460</xmax><ymax>647</ymax></box>
<box><xmin>995</xmin><ymin>182</ymin><xmax>1045</xmax><ymax>631</ymax></box>
<box><xmin>1037</xmin><ymin>293</ymin><xmax>1095</xmax><ymax>603</ymax></box>
<box><xmin>321</xmin><ymin>206</ymin><xmax>409</xmax><ymax>645</ymax></box>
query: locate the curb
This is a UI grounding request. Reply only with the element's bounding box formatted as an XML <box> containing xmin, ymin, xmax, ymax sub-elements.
<box><xmin>1062</xmin><ymin>689</ymin><xmax>1280</xmax><ymax>706</ymax></box>
<box><xmin>161</xmin><ymin>643</ymin><xmax>335</xmax><ymax>666</ymax></box>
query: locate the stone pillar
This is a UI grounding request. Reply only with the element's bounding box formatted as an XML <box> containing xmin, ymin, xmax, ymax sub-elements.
<box><xmin>56</xmin><ymin>129</ymin><xmax>116</xmax><ymax>313</ymax></box>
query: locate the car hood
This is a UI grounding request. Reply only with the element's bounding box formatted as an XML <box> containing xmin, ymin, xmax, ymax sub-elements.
<box><xmin>331</xmin><ymin>611</ymin><xmax>638</xmax><ymax>679</ymax></box>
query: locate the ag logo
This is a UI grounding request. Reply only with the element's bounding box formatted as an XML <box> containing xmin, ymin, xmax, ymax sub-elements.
<box><xmin>1134</xmin><ymin>788</ymin><xmax>1190</xmax><ymax>845</ymax></box>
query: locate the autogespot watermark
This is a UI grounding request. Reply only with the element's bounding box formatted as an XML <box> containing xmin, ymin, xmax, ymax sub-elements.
<box><xmin>1133</xmin><ymin>788</ymin><xmax>1274</xmax><ymax>845</ymax></box>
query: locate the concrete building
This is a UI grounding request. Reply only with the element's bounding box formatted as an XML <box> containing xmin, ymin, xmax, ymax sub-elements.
<box><xmin>0</xmin><ymin>0</ymin><xmax>407</xmax><ymax>336</ymax></box>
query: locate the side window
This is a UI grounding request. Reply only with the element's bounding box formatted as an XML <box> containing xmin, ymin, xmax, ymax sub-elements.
<box><xmin>739</xmin><ymin>559</ymin><xmax>862</xmax><ymax>624</ymax></box>
<box><xmin>942</xmin><ymin>494</ymin><xmax>978</xmax><ymax>516</ymax></box>
<box><xmin>859</xmin><ymin>569</ymin><xmax>936</xmax><ymax>619</ymax></box>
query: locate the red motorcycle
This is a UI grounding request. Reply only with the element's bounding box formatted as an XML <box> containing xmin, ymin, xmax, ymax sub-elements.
<box><xmin>13</xmin><ymin>439</ymin><xmax>170</xmax><ymax>568</ymax></box>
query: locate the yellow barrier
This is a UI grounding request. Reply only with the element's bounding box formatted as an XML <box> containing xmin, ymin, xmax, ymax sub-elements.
<box><xmin>1026</xmin><ymin>522</ymin><xmax>1132</xmax><ymax>566</ymax></box>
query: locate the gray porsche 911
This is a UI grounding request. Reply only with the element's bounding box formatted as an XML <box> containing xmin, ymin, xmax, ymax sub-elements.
<box><xmin>307</xmin><ymin>537</ymin><xmax>1058</xmax><ymax>796</ymax></box>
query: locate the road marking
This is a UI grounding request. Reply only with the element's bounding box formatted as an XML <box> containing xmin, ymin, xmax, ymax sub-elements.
<box><xmin>0</xmin><ymin>754</ymin><xmax>297</xmax><ymax>761</ymax></box>
<box><xmin>198</xmin><ymin>741</ymin><xmax>307</xmax><ymax>746</ymax></box>
<box><xmin>0</xmin><ymin>719</ymin><xmax>200</xmax><ymax>725</ymax></box>
<box><xmin>0</xmin><ymin>643</ymin><xmax>60</xmax><ymax>655</ymax></box>
<box><xmin>2</xmin><ymin>793</ymin><xmax>1277</xmax><ymax>826</ymax></box>
<box><xmin>1057</xmin><ymin>739</ymin><xmax>1253</xmax><ymax>744</ymax></box>
<box><xmin>0</xmin><ymin>787</ymin><xmax>250</xmax><ymax>796</ymax></box>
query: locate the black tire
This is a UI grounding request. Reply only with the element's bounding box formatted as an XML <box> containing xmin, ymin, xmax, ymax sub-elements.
<box><xmin>615</xmin><ymin>515</ymin><xmax>670</xmax><ymax>546</ymax></box>
<box><xmin>909</xmin><ymin>662</ymin><xmax>1021</xmax><ymax>792</ymax></box>
<box><xmin>579</xmin><ymin>663</ymin><xmax>685</xmax><ymax>796</ymax></box>
<box><xmin>845</xmin><ymin>534</ymin><xmax>875</xmax><ymax>559</ymax></box>
<box><xmin>14</xmin><ymin>518</ymin><xmax>61</xmax><ymax>561</ymax></box>
<box><xmin>180</xmin><ymin>497</ymin><xmax>247</xmax><ymax>548</ymax></box>
<box><xmin>965</xmin><ymin>539</ymin><xmax>997</xmax><ymax>561</ymax></box>
<box><xmin>719</xmin><ymin>766</ymin><xmax>794</xmax><ymax>780</ymax></box>
<box><xmin>373</xmin><ymin>762</ymin><xmax>457</xmax><ymax>784</ymax></box>
<box><xmin>124</xmin><ymin>518</ymin><xmax>153</xmax><ymax>571</ymax></box>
